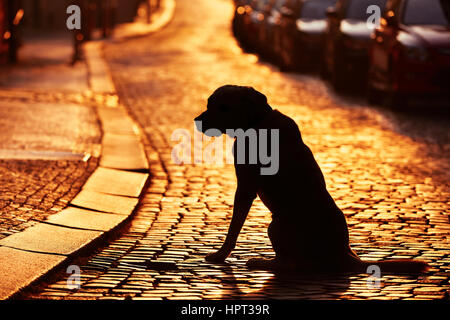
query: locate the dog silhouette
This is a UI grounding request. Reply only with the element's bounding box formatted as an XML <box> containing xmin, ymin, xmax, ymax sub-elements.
<box><xmin>195</xmin><ymin>85</ymin><xmax>428</xmax><ymax>274</ymax></box>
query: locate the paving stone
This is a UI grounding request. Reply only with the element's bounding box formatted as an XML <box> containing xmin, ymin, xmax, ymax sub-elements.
<box><xmin>0</xmin><ymin>222</ymin><xmax>102</xmax><ymax>255</ymax></box>
<box><xmin>84</xmin><ymin>42</ymin><xmax>116</xmax><ymax>94</ymax></box>
<box><xmin>71</xmin><ymin>189</ymin><xmax>138</xmax><ymax>215</ymax></box>
<box><xmin>82</xmin><ymin>167</ymin><xmax>148</xmax><ymax>197</ymax></box>
<box><xmin>45</xmin><ymin>207</ymin><xmax>126</xmax><ymax>232</ymax></box>
<box><xmin>0</xmin><ymin>246</ymin><xmax>65</xmax><ymax>299</ymax></box>
<box><xmin>97</xmin><ymin>107</ymin><xmax>138</xmax><ymax>135</ymax></box>
<box><xmin>100</xmin><ymin>133</ymin><xmax>148</xmax><ymax>171</ymax></box>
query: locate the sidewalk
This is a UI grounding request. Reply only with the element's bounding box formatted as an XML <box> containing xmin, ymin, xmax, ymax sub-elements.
<box><xmin>0</xmin><ymin>0</ymin><xmax>175</xmax><ymax>299</ymax></box>
<box><xmin>0</xmin><ymin>32</ymin><xmax>88</xmax><ymax>91</ymax></box>
<box><xmin>0</xmin><ymin>31</ymin><xmax>100</xmax><ymax>240</ymax></box>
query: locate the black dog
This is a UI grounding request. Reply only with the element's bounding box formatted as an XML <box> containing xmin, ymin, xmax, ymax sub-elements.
<box><xmin>195</xmin><ymin>85</ymin><xmax>428</xmax><ymax>273</ymax></box>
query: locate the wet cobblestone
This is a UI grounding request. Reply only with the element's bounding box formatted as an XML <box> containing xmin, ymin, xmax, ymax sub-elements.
<box><xmin>28</xmin><ymin>0</ymin><xmax>449</xmax><ymax>300</ymax></box>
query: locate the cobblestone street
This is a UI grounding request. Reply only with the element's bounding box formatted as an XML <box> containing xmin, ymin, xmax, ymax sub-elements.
<box><xmin>28</xmin><ymin>0</ymin><xmax>449</xmax><ymax>300</ymax></box>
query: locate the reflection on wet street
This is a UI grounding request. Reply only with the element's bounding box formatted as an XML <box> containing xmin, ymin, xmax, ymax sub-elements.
<box><xmin>29</xmin><ymin>0</ymin><xmax>449</xmax><ymax>300</ymax></box>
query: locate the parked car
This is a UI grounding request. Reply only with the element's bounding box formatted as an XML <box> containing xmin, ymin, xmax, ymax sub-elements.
<box><xmin>233</xmin><ymin>0</ymin><xmax>270</xmax><ymax>52</ymax></box>
<box><xmin>277</xmin><ymin>0</ymin><xmax>337</xmax><ymax>71</ymax></box>
<box><xmin>252</xmin><ymin>0</ymin><xmax>277</xmax><ymax>53</ymax></box>
<box><xmin>323</xmin><ymin>0</ymin><xmax>388</xmax><ymax>91</ymax></box>
<box><xmin>232</xmin><ymin>0</ymin><xmax>253</xmax><ymax>50</ymax></box>
<box><xmin>247</xmin><ymin>0</ymin><xmax>272</xmax><ymax>51</ymax></box>
<box><xmin>368</xmin><ymin>0</ymin><xmax>450</xmax><ymax>106</ymax></box>
<box><xmin>259</xmin><ymin>0</ymin><xmax>287</xmax><ymax>60</ymax></box>
<box><xmin>273</xmin><ymin>0</ymin><xmax>301</xmax><ymax>69</ymax></box>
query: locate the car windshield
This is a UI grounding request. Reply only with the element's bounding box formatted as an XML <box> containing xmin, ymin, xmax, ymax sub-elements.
<box><xmin>346</xmin><ymin>0</ymin><xmax>387</xmax><ymax>20</ymax></box>
<box><xmin>300</xmin><ymin>0</ymin><xmax>336</xmax><ymax>19</ymax></box>
<box><xmin>402</xmin><ymin>0</ymin><xmax>450</xmax><ymax>26</ymax></box>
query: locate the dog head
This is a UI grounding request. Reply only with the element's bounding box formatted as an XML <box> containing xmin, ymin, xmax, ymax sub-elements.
<box><xmin>195</xmin><ymin>85</ymin><xmax>272</xmax><ymax>137</ymax></box>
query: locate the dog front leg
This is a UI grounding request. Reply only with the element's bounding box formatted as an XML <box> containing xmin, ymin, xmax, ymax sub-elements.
<box><xmin>205</xmin><ymin>188</ymin><xmax>255</xmax><ymax>263</ymax></box>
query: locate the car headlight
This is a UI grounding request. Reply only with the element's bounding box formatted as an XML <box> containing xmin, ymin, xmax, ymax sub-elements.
<box><xmin>403</xmin><ymin>45</ymin><xmax>429</xmax><ymax>62</ymax></box>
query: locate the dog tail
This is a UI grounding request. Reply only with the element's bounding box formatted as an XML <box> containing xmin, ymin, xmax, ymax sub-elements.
<box><xmin>361</xmin><ymin>259</ymin><xmax>430</xmax><ymax>274</ymax></box>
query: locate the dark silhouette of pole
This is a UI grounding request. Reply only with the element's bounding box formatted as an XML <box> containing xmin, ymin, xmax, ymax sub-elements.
<box><xmin>71</xmin><ymin>0</ymin><xmax>92</xmax><ymax>64</ymax></box>
<box><xmin>6</xmin><ymin>0</ymin><xmax>23</xmax><ymax>63</ymax></box>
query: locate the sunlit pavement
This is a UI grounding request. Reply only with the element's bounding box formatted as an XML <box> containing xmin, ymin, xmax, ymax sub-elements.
<box><xmin>0</xmin><ymin>33</ymin><xmax>101</xmax><ymax>240</ymax></box>
<box><xmin>29</xmin><ymin>0</ymin><xmax>449</xmax><ymax>300</ymax></box>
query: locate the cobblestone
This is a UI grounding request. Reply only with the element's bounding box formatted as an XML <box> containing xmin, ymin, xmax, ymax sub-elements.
<box><xmin>0</xmin><ymin>157</ymin><xmax>98</xmax><ymax>239</ymax></box>
<box><xmin>28</xmin><ymin>0</ymin><xmax>449</xmax><ymax>300</ymax></box>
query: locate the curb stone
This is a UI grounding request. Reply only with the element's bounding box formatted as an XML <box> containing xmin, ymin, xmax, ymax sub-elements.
<box><xmin>0</xmin><ymin>0</ymin><xmax>175</xmax><ymax>300</ymax></box>
<box><xmin>111</xmin><ymin>0</ymin><xmax>176</xmax><ymax>43</ymax></box>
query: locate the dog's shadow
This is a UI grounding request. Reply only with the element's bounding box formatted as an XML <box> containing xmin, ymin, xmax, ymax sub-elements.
<box><xmin>213</xmin><ymin>263</ymin><xmax>352</xmax><ymax>299</ymax></box>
